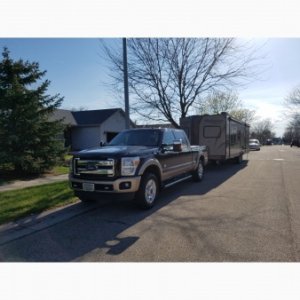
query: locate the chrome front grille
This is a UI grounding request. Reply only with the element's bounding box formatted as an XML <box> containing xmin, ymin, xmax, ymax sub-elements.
<box><xmin>74</xmin><ymin>158</ymin><xmax>115</xmax><ymax>177</ymax></box>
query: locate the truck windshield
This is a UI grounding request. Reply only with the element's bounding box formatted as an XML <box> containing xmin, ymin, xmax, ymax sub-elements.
<box><xmin>108</xmin><ymin>130</ymin><xmax>161</xmax><ymax>147</ymax></box>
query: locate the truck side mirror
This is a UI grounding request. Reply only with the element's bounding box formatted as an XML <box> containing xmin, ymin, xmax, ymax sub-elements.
<box><xmin>160</xmin><ymin>143</ymin><xmax>167</xmax><ymax>153</ymax></box>
<box><xmin>99</xmin><ymin>141</ymin><xmax>106</xmax><ymax>147</ymax></box>
<box><xmin>173</xmin><ymin>140</ymin><xmax>182</xmax><ymax>152</ymax></box>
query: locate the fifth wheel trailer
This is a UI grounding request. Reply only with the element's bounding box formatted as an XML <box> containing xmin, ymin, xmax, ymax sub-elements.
<box><xmin>180</xmin><ymin>113</ymin><xmax>250</xmax><ymax>163</ymax></box>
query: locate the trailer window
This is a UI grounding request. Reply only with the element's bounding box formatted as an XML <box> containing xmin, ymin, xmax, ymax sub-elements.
<box><xmin>204</xmin><ymin>126</ymin><xmax>221</xmax><ymax>138</ymax></box>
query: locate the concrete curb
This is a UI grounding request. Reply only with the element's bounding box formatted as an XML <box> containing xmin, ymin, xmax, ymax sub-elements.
<box><xmin>0</xmin><ymin>201</ymin><xmax>99</xmax><ymax>246</ymax></box>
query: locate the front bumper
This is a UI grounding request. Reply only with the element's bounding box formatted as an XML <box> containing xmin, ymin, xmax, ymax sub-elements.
<box><xmin>69</xmin><ymin>175</ymin><xmax>141</xmax><ymax>193</ymax></box>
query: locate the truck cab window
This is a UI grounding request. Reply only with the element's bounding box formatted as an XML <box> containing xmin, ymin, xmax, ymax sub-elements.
<box><xmin>174</xmin><ymin>130</ymin><xmax>190</xmax><ymax>151</ymax></box>
<box><xmin>162</xmin><ymin>130</ymin><xmax>176</xmax><ymax>151</ymax></box>
<box><xmin>162</xmin><ymin>130</ymin><xmax>175</xmax><ymax>145</ymax></box>
<box><xmin>109</xmin><ymin>130</ymin><xmax>160</xmax><ymax>147</ymax></box>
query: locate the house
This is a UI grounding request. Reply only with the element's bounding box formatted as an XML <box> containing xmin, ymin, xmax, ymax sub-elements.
<box><xmin>51</xmin><ymin>108</ymin><xmax>133</xmax><ymax>151</ymax></box>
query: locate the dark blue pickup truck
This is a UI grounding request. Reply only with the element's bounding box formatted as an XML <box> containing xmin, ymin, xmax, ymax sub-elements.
<box><xmin>69</xmin><ymin>128</ymin><xmax>208</xmax><ymax>209</ymax></box>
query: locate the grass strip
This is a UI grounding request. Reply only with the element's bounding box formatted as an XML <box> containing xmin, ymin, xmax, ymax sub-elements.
<box><xmin>48</xmin><ymin>165</ymin><xmax>69</xmax><ymax>176</ymax></box>
<box><xmin>0</xmin><ymin>181</ymin><xmax>77</xmax><ymax>225</ymax></box>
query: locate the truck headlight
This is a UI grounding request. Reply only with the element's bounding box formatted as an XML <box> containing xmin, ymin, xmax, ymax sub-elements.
<box><xmin>121</xmin><ymin>157</ymin><xmax>140</xmax><ymax>176</ymax></box>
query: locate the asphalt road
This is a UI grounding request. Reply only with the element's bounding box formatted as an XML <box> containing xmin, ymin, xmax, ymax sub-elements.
<box><xmin>1</xmin><ymin>145</ymin><xmax>300</xmax><ymax>262</ymax></box>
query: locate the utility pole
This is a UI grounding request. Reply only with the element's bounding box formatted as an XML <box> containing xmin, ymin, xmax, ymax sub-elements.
<box><xmin>123</xmin><ymin>38</ymin><xmax>130</xmax><ymax>129</ymax></box>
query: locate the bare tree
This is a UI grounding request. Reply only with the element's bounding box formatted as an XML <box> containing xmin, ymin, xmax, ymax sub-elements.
<box><xmin>283</xmin><ymin>85</ymin><xmax>300</xmax><ymax>144</ymax></box>
<box><xmin>251</xmin><ymin>119</ymin><xmax>275</xmax><ymax>143</ymax></box>
<box><xmin>101</xmin><ymin>38</ymin><xmax>260</xmax><ymax>128</ymax></box>
<box><xmin>285</xmin><ymin>85</ymin><xmax>300</xmax><ymax>113</ymax></box>
<box><xmin>283</xmin><ymin>113</ymin><xmax>300</xmax><ymax>144</ymax></box>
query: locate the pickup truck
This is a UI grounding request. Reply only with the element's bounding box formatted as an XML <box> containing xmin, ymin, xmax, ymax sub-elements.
<box><xmin>69</xmin><ymin>128</ymin><xmax>208</xmax><ymax>209</ymax></box>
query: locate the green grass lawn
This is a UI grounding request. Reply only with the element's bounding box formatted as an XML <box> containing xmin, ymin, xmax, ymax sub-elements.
<box><xmin>0</xmin><ymin>181</ymin><xmax>77</xmax><ymax>225</ymax></box>
<box><xmin>48</xmin><ymin>165</ymin><xmax>69</xmax><ymax>176</ymax></box>
<box><xmin>0</xmin><ymin>156</ymin><xmax>70</xmax><ymax>185</ymax></box>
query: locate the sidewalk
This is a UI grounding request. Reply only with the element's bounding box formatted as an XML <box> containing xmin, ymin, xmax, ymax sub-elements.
<box><xmin>0</xmin><ymin>173</ymin><xmax>94</xmax><ymax>245</ymax></box>
<box><xmin>0</xmin><ymin>174</ymin><xmax>69</xmax><ymax>192</ymax></box>
<box><xmin>0</xmin><ymin>200</ymin><xmax>100</xmax><ymax>246</ymax></box>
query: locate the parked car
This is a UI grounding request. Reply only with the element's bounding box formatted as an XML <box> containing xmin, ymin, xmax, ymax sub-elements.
<box><xmin>249</xmin><ymin>139</ymin><xmax>260</xmax><ymax>151</ymax></box>
<box><xmin>266</xmin><ymin>139</ymin><xmax>273</xmax><ymax>145</ymax></box>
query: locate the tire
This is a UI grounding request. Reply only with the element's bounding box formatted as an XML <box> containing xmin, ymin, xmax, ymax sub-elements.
<box><xmin>79</xmin><ymin>197</ymin><xmax>92</xmax><ymax>203</ymax></box>
<box><xmin>192</xmin><ymin>160</ymin><xmax>204</xmax><ymax>182</ymax></box>
<box><xmin>135</xmin><ymin>172</ymin><xmax>159</xmax><ymax>209</ymax></box>
<box><xmin>74</xmin><ymin>191</ymin><xmax>93</xmax><ymax>203</ymax></box>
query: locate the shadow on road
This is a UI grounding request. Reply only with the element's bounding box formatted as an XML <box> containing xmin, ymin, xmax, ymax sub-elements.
<box><xmin>0</xmin><ymin>160</ymin><xmax>248</xmax><ymax>262</ymax></box>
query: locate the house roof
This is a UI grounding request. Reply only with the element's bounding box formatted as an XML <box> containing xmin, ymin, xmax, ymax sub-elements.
<box><xmin>49</xmin><ymin>109</ymin><xmax>77</xmax><ymax>126</ymax></box>
<box><xmin>51</xmin><ymin>108</ymin><xmax>131</xmax><ymax>127</ymax></box>
<box><xmin>72</xmin><ymin>108</ymin><xmax>122</xmax><ymax>125</ymax></box>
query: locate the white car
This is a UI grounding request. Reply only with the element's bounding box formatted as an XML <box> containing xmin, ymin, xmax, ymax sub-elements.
<box><xmin>249</xmin><ymin>139</ymin><xmax>260</xmax><ymax>151</ymax></box>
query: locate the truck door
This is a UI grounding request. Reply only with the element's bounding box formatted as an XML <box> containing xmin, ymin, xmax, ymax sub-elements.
<box><xmin>158</xmin><ymin>130</ymin><xmax>180</xmax><ymax>181</ymax></box>
<box><xmin>173</xmin><ymin>130</ymin><xmax>195</xmax><ymax>174</ymax></box>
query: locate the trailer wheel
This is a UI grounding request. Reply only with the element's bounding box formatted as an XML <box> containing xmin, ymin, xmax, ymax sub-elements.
<box><xmin>135</xmin><ymin>172</ymin><xmax>158</xmax><ymax>209</ymax></box>
<box><xmin>236</xmin><ymin>154</ymin><xmax>243</xmax><ymax>164</ymax></box>
<box><xmin>192</xmin><ymin>160</ymin><xmax>204</xmax><ymax>182</ymax></box>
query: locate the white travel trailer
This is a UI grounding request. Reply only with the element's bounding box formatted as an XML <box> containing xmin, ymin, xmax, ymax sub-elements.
<box><xmin>180</xmin><ymin>112</ymin><xmax>250</xmax><ymax>163</ymax></box>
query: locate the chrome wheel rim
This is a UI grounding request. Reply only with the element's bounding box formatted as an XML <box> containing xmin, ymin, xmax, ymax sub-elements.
<box><xmin>198</xmin><ymin>162</ymin><xmax>203</xmax><ymax>178</ymax></box>
<box><xmin>145</xmin><ymin>179</ymin><xmax>157</xmax><ymax>204</ymax></box>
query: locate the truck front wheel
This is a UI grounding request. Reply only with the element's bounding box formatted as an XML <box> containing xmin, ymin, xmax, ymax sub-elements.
<box><xmin>74</xmin><ymin>191</ymin><xmax>93</xmax><ymax>203</ymax></box>
<box><xmin>192</xmin><ymin>160</ymin><xmax>204</xmax><ymax>182</ymax></box>
<box><xmin>135</xmin><ymin>172</ymin><xmax>158</xmax><ymax>209</ymax></box>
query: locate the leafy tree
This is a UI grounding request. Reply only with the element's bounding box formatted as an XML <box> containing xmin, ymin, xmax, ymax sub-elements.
<box><xmin>230</xmin><ymin>108</ymin><xmax>256</xmax><ymax>124</ymax></box>
<box><xmin>101</xmin><ymin>38</ymin><xmax>260</xmax><ymax>128</ymax></box>
<box><xmin>197</xmin><ymin>90</ymin><xmax>256</xmax><ymax>123</ymax></box>
<box><xmin>0</xmin><ymin>47</ymin><xmax>65</xmax><ymax>174</ymax></box>
<box><xmin>198</xmin><ymin>91</ymin><xmax>242</xmax><ymax>114</ymax></box>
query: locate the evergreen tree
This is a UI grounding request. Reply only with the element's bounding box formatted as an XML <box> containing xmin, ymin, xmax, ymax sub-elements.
<box><xmin>0</xmin><ymin>47</ymin><xmax>65</xmax><ymax>174</ymax></box>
